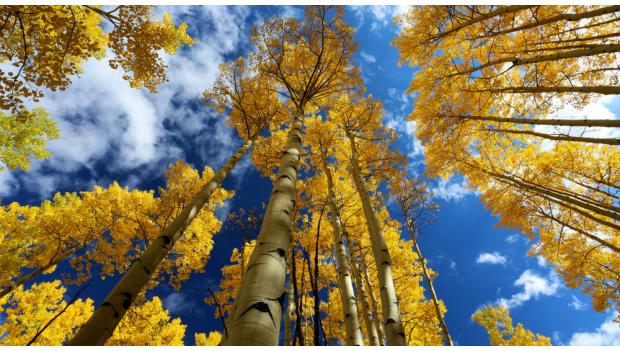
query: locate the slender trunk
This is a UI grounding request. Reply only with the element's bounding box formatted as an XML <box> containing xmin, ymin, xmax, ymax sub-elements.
<box><xmin>486</xmin><ymin>128</ymin><xmax>620</xmax><ymax>146</ymax></box>
<box><xmin>481</xmin><ymin>6</ymin><xmax>620</xmax><ymax>39</ymax></box>
<box><xmin>406</xmin><ymin>222</ymin><xmax>453</xmax><ymax>346</ymax></box>
<box><xmin>508</xmin><ymin>171</ymin><xmax>620</xmax><ymax>214</ymax></box>
<box><xmin>0</xmin><ymin>244</ymin><xmax>83</xmax><ymax>299</ymax></box>
<box><xmin>346</xmin><ymin>133</ymin><xmax>405</xmax><ymax>346</ymax></box>
<box><xmin>348</xmin><ymin>242</ymin><xmax>380</xmax><ymax>346</ymax></box>
<box><xmin>223</xmin><ymin>108</ymin><xmax>304</xmax><ymax>345</ymax></box>
<box><xmin>490</xmin><ymin>173</ymin><xmax>620</xmax><ymax>246</ymax></box>
<box><xmin>452</xmin><ymin>44</ymin><xmax>620</xmax><ymax>77</ymax></box>
<box><xmin>446</xmin><ymin>114</ymin><xmax>620</xmax><ymax>128</ymax></box>
<box><xmin>323</xmin><ymin>160</ymin><xmax>364</xmax><ymax>345</ymax></box>
<box><xmin>302</xmin><ymin>278</ymin><xmax>307</xmax><ymax>346</ymax></box>
<box><xmin>68</xmin><ymin>138</ymin><xmax>254</xmax><ymax>346</ymax></box>
<box><xmin>437</xmin><ymin>6</ymin><xmax>535</xmax><ymax>38</ymax></box>
<box><xmin>360</xmin><ymin>252</ymin><xmax>386</xmax><ymax>345</ymax></box>
<box><xmin>292</xmin><ymin>251</ymin><xmax>303</xmax><ymax>346</ymax></box>
<box><xmin>543</xmin><ymin>32</ymin><xmax>620</xmax><ymax>44</ymax></box>
<box><xmin>310</xmin><ymin>208</ymin><xmax>324</xmax><ymax>346</ymax></box>
<box><xmin>490</xmin><ymin>169</ymin><xmax>620</xmax><ymax>222</ymax></box>
<box><xmin>284</xmin><ymin>267</ymin><xmax>294</xmax><ymax>346</ymax></box>
<box><xmin>468</xmin><ymin>86</ymin><xmax>620</xmax><ymax>95</ymax></box>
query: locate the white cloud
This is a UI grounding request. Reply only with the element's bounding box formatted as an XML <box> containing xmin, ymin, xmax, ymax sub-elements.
<box><xmin>496</xmin><ymin>269</ymin><xmax>561</xmax><ymax>309</ymax></box>
<box><xmin>359</xmin><ymin>50</ymin><xmax>377</xmax><ymax>64</ymax></box>
<box><xmin>536</xmin><ymin>256</ymin><xmax>547</xmax><ymax>267</ymax></box>
<box><xmin>568</xmin><ymin>295</ymin><xmax>587</xmax><ymax>311</ymax></box>
<box><xmin>431</xmin><ymin>176</ymin><xmax>476</xmax><ymax>202</ymax></box>
<box><xmin>0</xmin><ymin>171</ymin><xmax>18</xmax><ymax>198</ymax></box>
<box><xmin>568</xmin><ymin>313</ymin><xmax>620</xmax><ymax>346</ymax></box>
<box><xmin>2</xmin><ymin>6</ymin><xmax>255</xmax><ymax>200</ymax></box>
<box><xmin>351</xmin><ymin>6</ymin><xmax>410</xmax><ymax>31</ymax></box>
<box><xmin>163</xmin><ymin>292</ymin><xmax>195</xmax><ymax>314</ymax></box>
<box><xmin>505</xmin><ymin>234</ymin><xmax>522</xmax><ymax>244</ymax></box>
<box><xmin>476</xmin><ymin>252</ymin><xmax>507</xmax><ymax>265</ymax></box>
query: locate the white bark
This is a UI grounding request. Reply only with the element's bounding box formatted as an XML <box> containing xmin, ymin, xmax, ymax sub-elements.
<box><xmin>223</xmin><ymin>109</ymin><xmax>304</xmax><ymax>345</ymax></box>
<box><xmin>69</xmin><ymin>139</ymin><xmax>254</xmax><ymax>346</ymax></box>
<box><xmin>347</xmin><ymin>134</ymin><xmax>406</xmax><ymax>346</ymax></box>
<box><xmin>324</xmin><ymin>162</ymin><xmax>364</xmax><ymax>346</ymax></box>
<box><xmin>349</xmin><ymin>245</ymin><xmax>380</xmax><ymax>346</ymax></box>
<box><xmin>361</xmin><ymin>253</ymin><xmax>386</xmax><ymax>345</ymax></box>
<box><xmin>284</xmin><ymin>268</ymin><xmax>294</xmax><ymax>346</ymax></box>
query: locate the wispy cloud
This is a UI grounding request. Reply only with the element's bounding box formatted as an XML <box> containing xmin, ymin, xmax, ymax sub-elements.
<box><xmin>350</xmin><ymin>6</ymin><xmax>410</xmax><ymax>31</ymax></box>
<box><xmin>163</xmin><ymin>292</ymin><xmax>195</xmax><ymax>314</ymax></box>
<box><xmin>505</xmin><ymin>234</ymin><xmax>522</xmax><ymax>244</ymax></box>
<box><xmin>476</xmin><ymin>252</ymin><xmax>507</xmax><ymax>265</ymax></box>
<box><xmin>1</xmin><ymin>6</ymin><xmax>255</xmax><ymax>200</ymax></box>
<box><xmin>568</xmin><ymin>313</ymin><xmax>620</xmax><ymax>345</ymax></box>
<box><xmin>568</xmin><ymin>295</ymin><xmax>587</xmax><ymax>311</ymax></box>
<box><xmin>431</xmin><ymin>176</ymin><xmax>476</xmax><ymax>202</ymax></box>
<box><xmin>359</xmin><ymin>50</ymin><xmax>377</xmax><ymax>64</ymax></box>
<box><xmin>496</xmin><ymin>269</ymin><xmax>561</xmax><ymax>309</ymax></box>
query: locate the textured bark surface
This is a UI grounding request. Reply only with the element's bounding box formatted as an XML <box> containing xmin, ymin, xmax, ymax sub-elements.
<box><xmin>446</xmin><ymin>114</ymin><xmax>620</xmax><ymax>127</ymax></box>
<box><xmin>284</xmin><ymin>266</ymin><xmax>294</xmax><ymax>346</ymax></box>
<box><xmin>350</xmin><ymin>245</ymin><xmax>380</xmax><ymax>346</ymax></box>
<box><xmin>324</xmin><ymin>162</ymin><xmax>363</xmax><ymax>345</ymax></box>
<box><xmin>68</xmin><ymin>139</ymin><xmax>253</xmax><ymax>346</ymax></box>
<box><xmin>453</xmin><ymin>44</ymin><xmax>620</xmax><ymax>77</ymax></box>
<box><xmin>347</xmin><ymin>135</ymin><xmax>406</xmax><ymax>346</ymax></box>
<box><xmin>361</xmin><ymin>253</ymin><xmax>386</xmax><ymax>345</ymax></box>
<box><xmin>223</xmin><ymin>109</ymin><xmax>304</xmax><ymax>345</ymax></box>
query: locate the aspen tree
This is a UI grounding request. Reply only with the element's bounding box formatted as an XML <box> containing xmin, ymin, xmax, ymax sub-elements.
<box><xmin>329</xmin><ymin>94</ymin><xmax>406</xmax><ymax>345</ymax></box>
<box><xmin>224</xmin><ymin>6</ymin><xmax>359</xmax><ymax>345</ymax></box>
<box><xmin>69</xmin><ymin>54</ymin><xmax>282</xmax><ymax>346</ymax></box>
<box><xmin>390</xmin><ymin>173</ymin><xmax>453</xmax><ymax>346</ymax></box>
<box><xmin>306</xmin><ymin>117</ymin><xmax>363</xmax><ymax>345</ymax></box>
<box><xmin>394</xmin><ymin>5</ymin><xmax>620</xmax><ymax>320</ymax></box>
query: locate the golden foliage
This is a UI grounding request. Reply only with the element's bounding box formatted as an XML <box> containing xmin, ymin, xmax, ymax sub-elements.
<box><xmin>473</xmin><ymin>304</ymin><xmax>552</xmax><ymax>346</ymax></box>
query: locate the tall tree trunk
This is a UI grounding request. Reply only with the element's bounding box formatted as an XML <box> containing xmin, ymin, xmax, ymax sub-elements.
<box><xmin>68</xmin><ymin>138</ymin><xmax>254</xmax><ymax>346</ymax></box>
<box><xmin>446</xmin><ymin>114</ymin><xmax>620</xmax><ymax>128</ymax></box>
<box><xmin>452</xmin><ymin>44</ymin><xmax>620</xmax><ymax>77</ymax></box>
<box><xmin>437</xmin><ymin>6</ymin><xmax>535</xmax><ymax>38</ymax></box>
<box><xmin>323</xmin><ymin>161</ymin><xmax>364</xmax><ymax>345</ymax></box>
<box><xmin>308</xmin><ymin>207</ymin><xmax>324</xmax><ymax>346</ymax></box>
<box><xmin>485</xmin><ymin>128</ymin><xmax>620</xmax><ymax>146</ymax></box>
<box><xmin>223</xmin><ymin>109</ymin><xmax>304</xmax><ymax>345</ymax></box>
<box><xmin>360</xmin><ymin>252</ymin><xmax>386</xmax><ymax>345</ymax></box>
<box><xmin>348</xmin><ymin>242</ymin><xmax>380</xmax><ymax>346</ymax></box>
<box><xmin>0</xmin><ymin>244</ymin><xmax>83</xmax><ymax>299</ymax></box>
<box><xmin>484</xmin><ymin>5</ymin><xmax>620</xmax><ymax>39</ymax></box>
<box><xmin>346</xmin><ymin>133</ymin><xmax>406</xmax><ymax>346</ymax></box>
<box><xmin>468</xmin><ymin>86</ymin><xmax>620</xmax><ymax>95</ymax></box>
<box><xmin>284</xmin><ymin>266</ymin><xmax>294</xmax><ymax>346</ymax></box>
<box><xmin>406</xmin><ymin>222</ymin><xmax>453</xmax><ymax>346</ymax></box>
<box><xmin>292</xmin><ymin>249</ymin><xmax>304</xmax><ymax>346</ymax></box>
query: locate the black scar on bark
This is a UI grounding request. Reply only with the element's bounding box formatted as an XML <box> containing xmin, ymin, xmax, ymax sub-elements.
<box><xmin>161</xmin><ymin>235</ymin><xmax>172</xmax><ymax>245</ymax></box>
<box><xmin>238</xmin><ymin>301</ymin><xmax>277</xmax><ymax>327</ymax></box>
<box><xmin>385</xmin><ymin>318</ymin><xmax>396</xmax><ymax>325</ymax></box>
<box><xmin>119</xmin><ymin>292</ymin><xmax>133</xmax><ymax>310</ymax></box>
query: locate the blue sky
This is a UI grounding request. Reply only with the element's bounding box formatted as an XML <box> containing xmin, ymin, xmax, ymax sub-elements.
<box><xmin>3</xmin><ymin>5</ymin><xmax>619</xmax><ymax>346</ymax></box>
